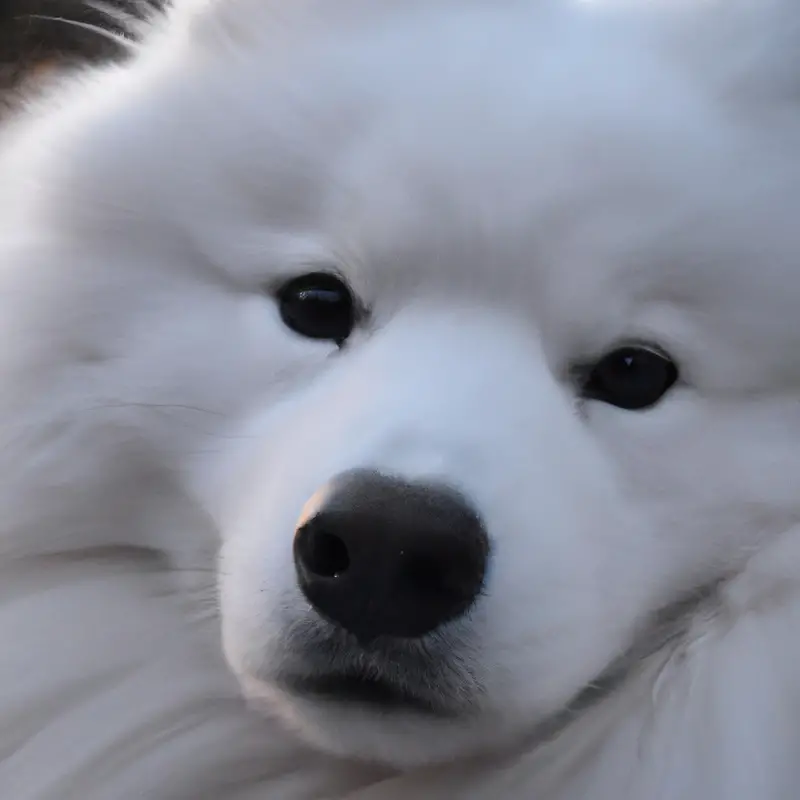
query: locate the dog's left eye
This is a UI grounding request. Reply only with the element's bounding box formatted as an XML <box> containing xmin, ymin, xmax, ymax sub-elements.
<box><xmin>580</xmin><ymin>346</ymin><xmax>678</xmax><ymax>411</ymax></box>
<box><xmin>276</xmin><ymin>273</ymin><xmax>356</xmax><ymax>345</ymax></box>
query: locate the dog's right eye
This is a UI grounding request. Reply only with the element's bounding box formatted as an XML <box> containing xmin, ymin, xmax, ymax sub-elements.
<box><xmin>579</xmin><ymin>345</ymin><xmax>678</xmax><ymax>411</ymax></box>
<box><xmin>276</xmin><ymin>273</ymin><xmax>356</xmax><ymax>346</ymax></box>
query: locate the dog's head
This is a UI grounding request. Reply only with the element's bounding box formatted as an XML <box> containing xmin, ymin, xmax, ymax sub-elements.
<box><xmin>4</xmin><ymin>0</ymin><xmax>800</xmax><ymax>770</ymax></box>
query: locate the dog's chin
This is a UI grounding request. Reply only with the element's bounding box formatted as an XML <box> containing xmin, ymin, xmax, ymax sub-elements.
<box><xmin>237</xmin><ymin>669</ymin><xmax>492</xmax><ymax>768</ymax></box>
<box><xmin>280</xmin><ymin>671</ymin><xmax>455</xmax><ymax>716</ymax></box>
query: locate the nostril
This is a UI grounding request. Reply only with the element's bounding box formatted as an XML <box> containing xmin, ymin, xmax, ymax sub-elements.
<box><xmin>297</xmin><ymin>524</ymin><xmax>351</xmax><ymax>578</ymax></box>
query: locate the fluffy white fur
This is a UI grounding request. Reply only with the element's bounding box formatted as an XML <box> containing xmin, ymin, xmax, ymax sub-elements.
<box><xmin>3</xmin><ymin>0</ymin><xmax>800</xmax><ymax>797</ymax></box>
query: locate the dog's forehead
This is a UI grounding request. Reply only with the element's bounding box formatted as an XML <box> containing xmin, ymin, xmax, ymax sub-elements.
<box><xmin>152</xmin><ymin>3</ymin><xmax>733</xmax><ymax>284</ymax></box>
<box><xmin>234</xmin><ymin>9</ymin><xmax>738</xmax><ymax>299</ymax></box>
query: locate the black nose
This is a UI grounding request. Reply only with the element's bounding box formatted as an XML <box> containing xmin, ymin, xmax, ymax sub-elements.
<box><xmin>293</xmin><ymin>470</ymin><xmax>490</xmax><ymax>642</ymax></box>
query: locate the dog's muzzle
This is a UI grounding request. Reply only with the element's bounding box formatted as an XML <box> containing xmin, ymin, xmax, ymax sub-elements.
<box><xmin>282</xmin><ymin>469</ymin><xmax>490</xmax><ymax>712</ymax></box>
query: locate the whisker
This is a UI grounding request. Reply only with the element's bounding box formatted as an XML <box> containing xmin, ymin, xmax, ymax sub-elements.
<box><xmin>87</xmin><ymin>401</ymin><xmax>227</xmax><ymax>417</ymax></box>
<box><xmin>24</xmin><ymin>14</ymin><xmax>136</xmax><ymax>54</ymax></box>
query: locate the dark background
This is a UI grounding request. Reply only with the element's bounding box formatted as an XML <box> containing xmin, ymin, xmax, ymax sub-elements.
<box><xmin>0</xmin><ymin>0</ymin><xmax>161</xmax><ymax>98</ymax></box>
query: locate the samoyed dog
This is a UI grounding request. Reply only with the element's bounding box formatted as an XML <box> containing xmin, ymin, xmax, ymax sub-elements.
<box><xmin>2</xmin><ymin>0</ymin><xmax>800</xmax><ymax>797</ymax></box>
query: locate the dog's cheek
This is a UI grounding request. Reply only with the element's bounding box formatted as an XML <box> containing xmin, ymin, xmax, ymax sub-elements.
<box><xmin>474</xmin><ymin>500</ymin><xmax>662</xmax><ymax>722</ymax></box>
<box><xmin>97</xmin><ymin>282</ymin><xmax>339</xmax><ymax>464</ymax></box>
<box><xmin>594</xmin><ymin>397</ymin><xmax>800</xmax><ymax>580</ymax></box>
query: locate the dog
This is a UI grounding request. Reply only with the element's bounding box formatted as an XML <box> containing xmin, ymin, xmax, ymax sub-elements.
<box><xmin>2</xmin><ymin>1</ymin><xmax>800</xmax><ymax>797</ymax></box>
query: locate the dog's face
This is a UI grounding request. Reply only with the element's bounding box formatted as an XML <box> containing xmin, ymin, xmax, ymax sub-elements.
<box><xmin>5</xmin><ymin>0</ymin><xmax>800</xmax><ymax>771</ymax></box>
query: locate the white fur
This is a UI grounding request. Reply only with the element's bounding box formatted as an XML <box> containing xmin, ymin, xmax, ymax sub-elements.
<box><xmin>3</xmin><ymin>0</ymin><xmax>800</xmax><ymax>797</ymax></box>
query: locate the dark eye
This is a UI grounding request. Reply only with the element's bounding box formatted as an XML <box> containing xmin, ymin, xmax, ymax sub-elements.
<box><xmin>580</xmin><ymin>346</ymin><xmax>678</xmax><ymax>411</ymax></box>
<box><xmin>277</xmin><ymin>273</ymin><xmax>356</xmax><ymax>345</ymax></box>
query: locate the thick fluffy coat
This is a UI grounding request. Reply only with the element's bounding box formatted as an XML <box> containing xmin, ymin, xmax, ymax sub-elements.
<box><xmin>2</xmin><ymin>1</ymin><xmax>800</xmax><ymax>798</ymax></box>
